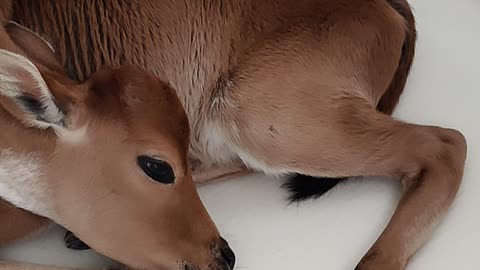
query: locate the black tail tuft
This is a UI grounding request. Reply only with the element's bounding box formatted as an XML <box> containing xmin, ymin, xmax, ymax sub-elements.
<box><xmin>283</xmin><ymin>174</ymin><xmax>346</xmax><ymax>203</ymax></box>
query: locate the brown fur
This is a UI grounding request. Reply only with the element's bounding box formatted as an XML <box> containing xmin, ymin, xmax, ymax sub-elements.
<box><xmin>0</xmin><ymin>1</ymin><xmax>467</xmax><ymax>270</ymax></box>
<box><xmin>377</xmin><ymin>0</ymin><xmax>417</xmax><ymax>114</ymax></box>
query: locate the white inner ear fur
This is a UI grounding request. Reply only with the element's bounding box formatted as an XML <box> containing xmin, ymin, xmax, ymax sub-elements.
<box><xmin>0</xmin><ymin>49</ymin><xmax>65</xmax><ymax>129</ymax></box>
<box><xmin>0</xmin><ymin>149</ymin><xmax>54</xmax><ymax>218</ymax></box>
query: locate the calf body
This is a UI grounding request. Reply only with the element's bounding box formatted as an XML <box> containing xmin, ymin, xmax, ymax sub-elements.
<box><xmin>0</xmin><ymin>1</ymin><xmax>467</xmax><ymax>270</ymax></box>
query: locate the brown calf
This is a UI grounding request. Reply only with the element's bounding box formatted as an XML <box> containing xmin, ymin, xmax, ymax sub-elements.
<box><xmin>0</xmin><ymin>1</ymin><xmax>467</xmax><ymax>270</ymax></box>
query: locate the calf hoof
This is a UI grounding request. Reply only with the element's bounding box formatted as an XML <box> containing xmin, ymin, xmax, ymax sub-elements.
<box><xmin>65</xmin><ymin>230</ymin><xmax>91</xmax><ymax>250</ymax></box>
<box><xmin>355</xmin><ymin>250</ymin><xmax>404</xmax><ymax>270</ymax></box>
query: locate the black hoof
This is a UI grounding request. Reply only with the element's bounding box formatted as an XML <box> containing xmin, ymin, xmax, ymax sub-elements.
<box><xmin>65</xmin><ymin>231</ymin><xmax>91</xmax><ymax>250</ymax></box>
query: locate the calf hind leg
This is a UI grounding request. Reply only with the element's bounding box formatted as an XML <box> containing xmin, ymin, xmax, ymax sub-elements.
<box><xmin>231</xmin><ymin>100</ymin><xmax>466</xmax><ymax>270</ymax></box>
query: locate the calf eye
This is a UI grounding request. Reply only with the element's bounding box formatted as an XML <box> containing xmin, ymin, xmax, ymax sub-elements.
<box><xmin>137</xmin><ymin>156</ymin><xmax>175</xmax><ymax>184</ymax></box>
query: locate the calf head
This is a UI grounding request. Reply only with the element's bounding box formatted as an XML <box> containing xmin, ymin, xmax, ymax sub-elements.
<box><xmin>0</xmin><ymin>23</ymin><xmax>234</xmax><ymax>270</ymax></box>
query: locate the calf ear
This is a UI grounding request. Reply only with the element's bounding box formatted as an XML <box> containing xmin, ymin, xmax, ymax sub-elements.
<box><xmin>0</xmin><ymin>49</ymin><xmax>66</xmax><ymax>129</ymax></box>
<box><xmin>5</xmin><ymin>21</ymin><xmax>63</xmax><ymax>72</ymax></box>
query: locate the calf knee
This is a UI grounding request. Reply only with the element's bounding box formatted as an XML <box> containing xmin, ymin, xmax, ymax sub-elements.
<box><xmin>401</xmin><ymin>127</ymin><xmax>466</xmax><ymax>197</ymax></box>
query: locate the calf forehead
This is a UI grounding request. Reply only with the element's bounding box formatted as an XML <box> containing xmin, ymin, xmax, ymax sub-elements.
<box><xmin>121</xmin><ymin>78</ymin><xmax>190</xmax><ymax>147</ymax></box>
<box><xmin>0</xmin><ymin>150</ymin><xmax>53</xmax><ymax>217</ymax></box>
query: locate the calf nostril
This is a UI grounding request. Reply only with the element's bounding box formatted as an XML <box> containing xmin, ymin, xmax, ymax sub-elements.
<box><xmin>219</xmin><ymin>237</ymin><xmax>236</xmax><ymax>269</ymax></box>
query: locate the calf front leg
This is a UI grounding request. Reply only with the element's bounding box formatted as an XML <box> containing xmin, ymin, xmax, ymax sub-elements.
<box><xmin>0</xmin><ymin>261</ymin><xmax>80</xmax><ymax>270</ymax></box>
<box><xmin>0</xmin><ymin>261</ymin><xmax>118</xmax><ymax>270</ymax></box>
<box><xmin>190</xmin><ymin>160</ymin><xmax>249</xmax><ymax>184</ymax></box>
<box><xmin>0</xmin><ymin>200</ymin><xmax>49</xmax><ymax>247</ymax></box>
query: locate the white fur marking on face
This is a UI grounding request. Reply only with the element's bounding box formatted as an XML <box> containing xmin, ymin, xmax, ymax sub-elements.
<box><xmin>55</xmin><ymin>125</ymin><xmax>88</xmax><ymax>145</ymax></box>
<box><xmin>0</xmin><ymin>150</ymin><xmax>53</xmax><ymax>217</ymax></box>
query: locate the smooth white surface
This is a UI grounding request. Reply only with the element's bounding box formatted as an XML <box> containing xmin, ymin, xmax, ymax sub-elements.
<box><xmin>1</xmin><ymin>0</ymin><xmax>479</xmax><ymax>269</ymax></box>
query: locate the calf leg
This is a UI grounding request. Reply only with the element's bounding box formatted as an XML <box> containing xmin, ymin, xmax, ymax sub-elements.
<box><xmin>191</xmin><ymin>162</ymin><xmax>249</xmax><ymax>184</ymax></box>
<box><xmin>214</xmin><ymin>6</ymin><xmax>452</xmax><ymax>267</ymax></box>
<box><xmin>0</xmin><ymin>261</ymin><xmax>115</xmax><ymax>270</ymax></box>
<box><xmin>0</xmin><ymin>201</ymin><xmax>116</xmax><ymax>269</ymax></box>
<box><xmin>0</xmin><ymin>261</ymin><xmax>82</xmax><ymax>270</ymax></box>
<box><xmin>229</xmin><ymin>99</ymin><xmax>466</xmax><ymax>269</ymax></box>
<box><xmin>0</xmin><ymin>200</ymin><xmax>50</xmax><ymax>247</ymax></box>
<box><xmin>0</xmin><ymin>200</ymin><xmax>69</xmax><ymax>270</ymax></box>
